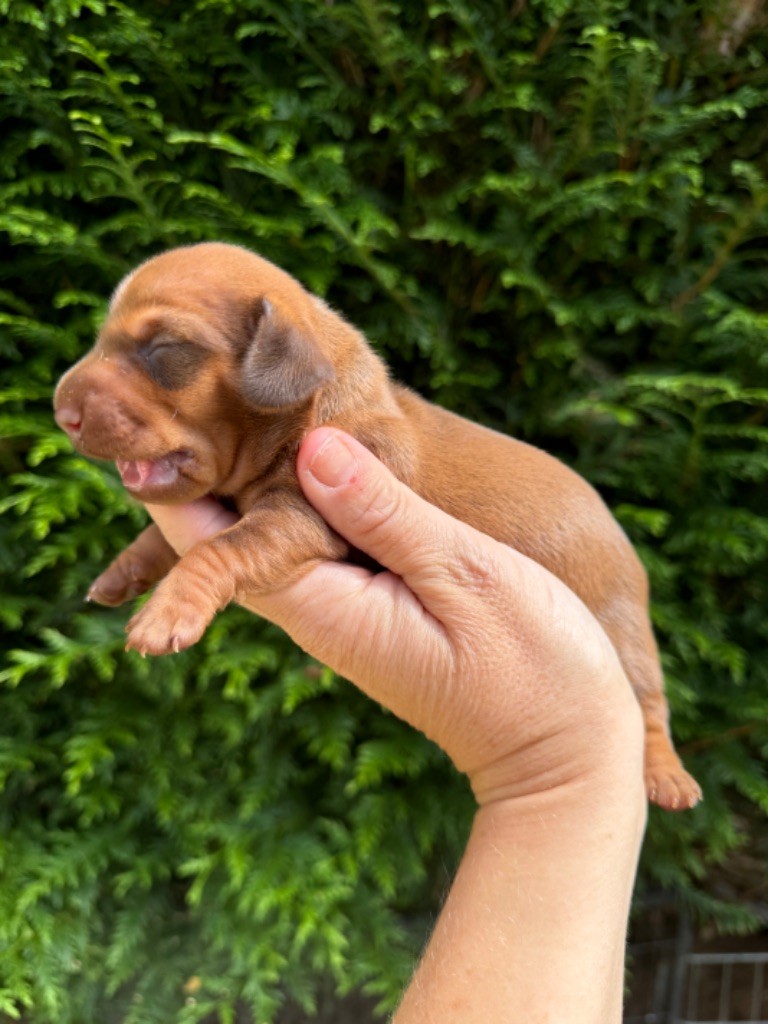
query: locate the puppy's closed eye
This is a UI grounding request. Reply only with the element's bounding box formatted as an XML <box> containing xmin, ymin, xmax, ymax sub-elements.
<box><xmin>141</xmin><ymin>335</ymin><xmax>210</xmax><ymax>390</ymax></box>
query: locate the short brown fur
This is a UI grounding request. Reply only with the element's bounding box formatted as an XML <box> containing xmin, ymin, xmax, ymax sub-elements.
<box><xmin>54</xmin><ymin>242</ymin><xmax>701</xmax><ymax>811</ymax></box>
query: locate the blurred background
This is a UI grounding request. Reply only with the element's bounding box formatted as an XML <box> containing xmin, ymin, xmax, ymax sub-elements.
<box><xmin>1</xmin><ymin>1</ymin><xmax>767</xmax><ymax>1020</ymax></box>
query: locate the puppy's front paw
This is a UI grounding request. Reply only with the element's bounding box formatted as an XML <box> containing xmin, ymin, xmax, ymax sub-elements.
<box><xmin>125</xmin><ymin>591</ymin><xmax>213</xmax><ymax>656</ymax></box>
<box><xmin>88</xmin><ymin>526</ymin><xmax>179</xmax><ymax>607</ymax></box>
<box><xmin>88</xmin><ymin>563</ymin><xmax>153</xmax><ymax>607</ymax></box>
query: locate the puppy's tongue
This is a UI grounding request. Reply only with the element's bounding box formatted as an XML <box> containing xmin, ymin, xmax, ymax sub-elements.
<box><xmin>116</xmin><ymin>456</ymin><xmax>180</xmax><ymax>490</ymax></box>
<box><xmin>116</xmin><ymin>459</ymin><xmax>155</xmax><ymax>490</ymax></box>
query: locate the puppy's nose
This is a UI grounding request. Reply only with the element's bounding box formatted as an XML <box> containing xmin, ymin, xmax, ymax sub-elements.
<box><xmin>55</xmin><ymin>406</ymin><xmax>83</xmax><ymax>436</ymax></box>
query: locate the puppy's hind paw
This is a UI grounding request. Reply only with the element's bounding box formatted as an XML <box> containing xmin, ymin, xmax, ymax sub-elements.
<box><xmin>646</xmin><ymin>766</ymin><xmax>702</xmax><ymax>812</ymax></box>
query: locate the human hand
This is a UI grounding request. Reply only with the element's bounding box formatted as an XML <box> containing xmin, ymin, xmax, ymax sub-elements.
<box><xmin>147</xmin><ymin>427</ymin><xmax>646</xmax><ymax>1023</ymax></box>
<box><xmin>147</xmin><ymin>426</ymin><xmax>642</xmax><ymax>807</ymax></box>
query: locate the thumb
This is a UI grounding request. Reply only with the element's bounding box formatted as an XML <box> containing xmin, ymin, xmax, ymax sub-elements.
<box><xmin>297</xmin><ymin>427</ymin><xmax>507</xmax><ymax>622</ymax></box>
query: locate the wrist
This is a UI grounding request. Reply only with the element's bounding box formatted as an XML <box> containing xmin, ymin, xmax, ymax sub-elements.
<box><xmin>466</xmin><ymin>675</ymin><xmax>645</xmax><ymax>810</ymax></box>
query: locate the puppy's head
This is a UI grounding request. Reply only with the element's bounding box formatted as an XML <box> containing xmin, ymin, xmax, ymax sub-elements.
<box><xmin>53</xmin><ymin>243</ymin><xmax>335</xmax><ymax>503</ymax></box>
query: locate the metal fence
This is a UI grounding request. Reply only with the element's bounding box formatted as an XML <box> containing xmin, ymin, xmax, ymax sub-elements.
<box><xmin>626</xmin><ymin>934</ymin><xmax>768</xmax><ymax>1024</ymax></box>
<box><xmin>625</xmin><ymin>937</ymin><xmax>679</xmax><ymax>1023</ymax></box>
<box><xmin>672</xmin><ymin>953</ymin><xmax>768</xmax><ymax>1024</ymax></box>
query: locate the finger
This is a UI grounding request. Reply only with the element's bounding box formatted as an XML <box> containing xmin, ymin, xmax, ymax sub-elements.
<box><xmin>239</xmin><ymin>561</ymin><xmax>455</xmax><ymax>745</ymax></box>
<box><xmin>144</xmin><ymin>497</ymin><xmax>238</xmax><ymax>557</ymax></box>
<box><xmin>244</xmin><ymin>563</ymin><xmax>439</xmax><ymax>673</ymax></box>
<box><xmin>297</xmin><ymin>428</ymin><xmax>510</xmax><ymax>621</ymax></box>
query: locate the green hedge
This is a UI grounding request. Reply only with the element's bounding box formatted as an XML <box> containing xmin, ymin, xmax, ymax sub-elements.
<box><xmin>1</xmin><ymin>0</ymin><xmax>767</xmax><ymax>1019</ymax></box>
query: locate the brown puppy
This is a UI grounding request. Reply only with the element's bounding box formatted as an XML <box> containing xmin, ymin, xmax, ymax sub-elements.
<box><xmin>54</xmin><ymin>242</ymin><xmax>701</xmax><ymax>811</ymax></box>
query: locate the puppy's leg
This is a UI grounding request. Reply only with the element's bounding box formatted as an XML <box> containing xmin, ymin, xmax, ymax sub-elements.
<box><xmin>599</xmin><ymin>602</ymin><xmax>702</xmax><ymax>811</ymax></box>
<box><xmin>640</xmin><ymin>690</ymin><xmax>702</xmax><ymax>812</ymax></box>
<box><xmin>89</xmin><ymin>525</ymin><xmax>179</xmax><ymax>607</ymax></box>
<box><xmin>124</xmin><ymin>492</ymin><xmax>348</xmax><ymax>657</ymax></box>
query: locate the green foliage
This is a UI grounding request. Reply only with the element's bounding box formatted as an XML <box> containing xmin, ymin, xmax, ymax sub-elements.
<box><xmin>1</xmin><ymin>0</ymin><xmax>767</xmax><ymax>1018</ymax></box>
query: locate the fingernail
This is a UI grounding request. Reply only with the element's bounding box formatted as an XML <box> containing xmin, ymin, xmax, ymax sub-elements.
<box><xmin>308</xmin><ymin>433</ymin><xmax>359</xmax><ymax>488</ymax></box>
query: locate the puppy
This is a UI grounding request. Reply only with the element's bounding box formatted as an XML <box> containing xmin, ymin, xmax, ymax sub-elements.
<box><xmin>54</xmin><ymin>242</ymin><xmax>701</xmax><ymax>811</ymax></box>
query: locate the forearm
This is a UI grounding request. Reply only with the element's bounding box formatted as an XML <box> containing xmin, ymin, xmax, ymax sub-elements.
<box><xmin>394</xmin><ymin>720</ymin><xmax>647</xmax><ymax>1024</ymax></box>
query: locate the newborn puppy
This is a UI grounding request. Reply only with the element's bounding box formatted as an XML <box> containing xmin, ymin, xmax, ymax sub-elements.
<box><xmin>54</xmin><ymin>242</ymin><xmax>701</xmax><ymax>811</ymax></box>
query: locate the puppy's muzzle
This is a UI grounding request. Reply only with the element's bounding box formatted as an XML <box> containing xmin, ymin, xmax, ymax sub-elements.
<box><xmin>54</xmin><ymin>363</ymin><xmax>149</xmax><ymax>460</ymax></box>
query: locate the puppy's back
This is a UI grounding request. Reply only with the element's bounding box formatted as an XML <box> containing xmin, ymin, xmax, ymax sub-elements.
<box><xmin>385</xmin><ymin>386</ymin><xmax>644</xmax><ymax>614</ymax></box>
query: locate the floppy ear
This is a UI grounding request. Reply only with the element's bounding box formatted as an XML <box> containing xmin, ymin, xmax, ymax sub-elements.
<box><xmin>240</xmin><ymin>299</ymin><xmax>335</xmax><ymax>410</ymax></box>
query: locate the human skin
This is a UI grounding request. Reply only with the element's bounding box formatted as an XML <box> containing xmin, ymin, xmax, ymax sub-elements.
<box><xmin>145</xmin><ymin>427</ymin><xmax>647</xmax><ymax>1023</ymax></box>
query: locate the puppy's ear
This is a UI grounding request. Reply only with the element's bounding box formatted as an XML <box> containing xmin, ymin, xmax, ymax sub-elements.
<box><xmin>240</xmin><ymin>299</ymin><xmax>334</xmax><ymax>410</ymax></box>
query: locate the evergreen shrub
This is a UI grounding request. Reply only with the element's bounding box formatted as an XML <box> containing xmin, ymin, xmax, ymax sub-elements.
<box><xmin>1</xmin><ymin>0</ymin><xmax>767</xmax><ymax>1019</ymax></box>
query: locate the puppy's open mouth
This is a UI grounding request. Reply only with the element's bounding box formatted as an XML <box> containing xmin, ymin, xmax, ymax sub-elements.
<box><xmin>116</xmin><ymin>450</ymin><xmax>192</xmax><ymax>492</ymax></box>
